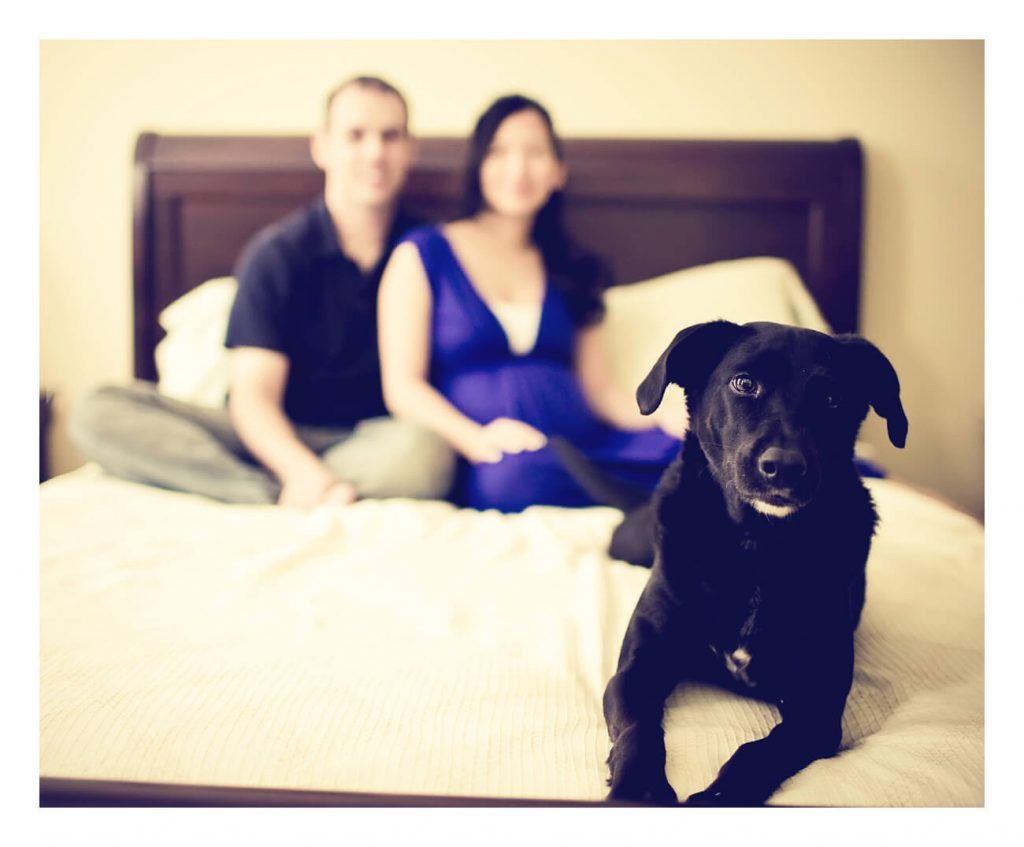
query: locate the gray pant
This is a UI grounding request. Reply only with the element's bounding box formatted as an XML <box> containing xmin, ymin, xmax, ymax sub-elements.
<box><xmin>69</xmin><ymin>381</ymin><xmax>457</xmax><ymax>505</ymax></box>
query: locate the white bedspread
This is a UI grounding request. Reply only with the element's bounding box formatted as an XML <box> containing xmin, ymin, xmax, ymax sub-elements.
<box><xmin>39</xmin><ymin>468</ymin><xmax>984</xmax><ymax>805</ymax></box>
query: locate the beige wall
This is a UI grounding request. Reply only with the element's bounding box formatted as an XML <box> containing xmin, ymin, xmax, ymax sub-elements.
<box><xmin>39</xmin><ymin>40</ymin><xmax>984</xmax><ymax>519</ymax></box>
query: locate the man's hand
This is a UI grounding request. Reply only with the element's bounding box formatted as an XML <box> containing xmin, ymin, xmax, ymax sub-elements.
<box><xmin>277</xmin><ymin>463</ymin><xmax>356</xmax><ymax>508</ymax></box>
<box><xmin>464</xmin><ymin>417</ymin><xmax>548</xmax><ymax>464</ymax></box>
<box><xmin>228</xmin><ymin>347</ymin><xmax>358</xmax><ymax>509</ymax></box>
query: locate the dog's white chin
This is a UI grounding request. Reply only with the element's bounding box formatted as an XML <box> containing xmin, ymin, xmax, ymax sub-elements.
<box><xmin>749</xmin><ymin>500</ymin><xmax>799</xmax><ymax>518</ymax></box>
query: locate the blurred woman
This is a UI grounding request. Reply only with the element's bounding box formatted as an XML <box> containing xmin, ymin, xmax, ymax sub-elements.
<box><xmin>378</xmin><ymin>94</ymin><xmax>682</xmax><ymax>511</ymax></box>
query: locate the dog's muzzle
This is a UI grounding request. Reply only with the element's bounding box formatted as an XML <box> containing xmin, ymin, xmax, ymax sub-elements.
<box><xmin>746</xmin><ymin>446</ymin><xmax>815</xmax><ymax>518</ymax></box>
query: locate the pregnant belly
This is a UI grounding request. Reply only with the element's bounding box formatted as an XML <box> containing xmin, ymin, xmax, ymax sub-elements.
<box><xmin>441</xmin><ymin>361</ymin><xmax>595</xmax><ymax>436</ymax></box>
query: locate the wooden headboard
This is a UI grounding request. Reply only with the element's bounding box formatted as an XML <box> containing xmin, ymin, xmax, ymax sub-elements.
<box><xmin>133</xmin><ymin>133</ymin><xmax>863</xmax><ymax>381</ymax></box>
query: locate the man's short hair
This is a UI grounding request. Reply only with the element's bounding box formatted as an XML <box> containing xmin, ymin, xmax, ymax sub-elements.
<box><xmin>323</xmin><ymin>75</ymin><xmax>410</xmax><ymax>130</ymax></box>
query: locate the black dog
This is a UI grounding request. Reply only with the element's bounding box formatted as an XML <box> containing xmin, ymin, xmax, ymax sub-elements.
<box><xmin>591</xmin><ymin>320</ymin><xmax>907</xmax><ymax>806</ymax></box>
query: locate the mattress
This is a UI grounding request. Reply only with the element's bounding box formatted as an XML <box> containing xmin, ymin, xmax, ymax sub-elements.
<box><xmin>39</xmin><ymin>466</ymin><xmax>984</xmax><ymax>805</ymax></box>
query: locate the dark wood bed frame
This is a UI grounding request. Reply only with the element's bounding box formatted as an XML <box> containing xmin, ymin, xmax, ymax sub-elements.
<box><xmin>130</xmin><ymin>133</ymin><xmax>862</xmax><ymax>381</ymax></box>
<box><xmin>41</xmin><ymin>132</ymin><xmax>863</xmax><ymax>807</ymax></box>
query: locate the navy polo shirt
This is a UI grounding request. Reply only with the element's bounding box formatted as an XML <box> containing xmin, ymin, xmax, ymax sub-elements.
<box><xmin>225</xmin><ymin>197</ymin><xmax>424</xmax><ymax>427</ymax></box>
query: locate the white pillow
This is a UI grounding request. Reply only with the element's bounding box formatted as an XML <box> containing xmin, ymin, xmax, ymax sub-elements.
<box><xmin>154</xmin><ymin>277</ymin><xmax>236</xmax><ymax>408</ymax></box>
<box><xmin>602</xmin><ymin>257</ymin><xmax>831</xmax><ymax>398</ymax></box>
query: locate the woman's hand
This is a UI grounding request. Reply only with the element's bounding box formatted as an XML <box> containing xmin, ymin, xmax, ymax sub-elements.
<box><xmin>464</xmin><ymin>417</ymin><xmax>548</xmax><ymax>464</ymax></box>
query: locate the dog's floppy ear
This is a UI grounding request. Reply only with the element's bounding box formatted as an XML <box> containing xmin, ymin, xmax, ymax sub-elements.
<box><xmin>637</xmin><ymin>320</ymin><xmax>748</xmax><ymax>414</ymax></box>
<box><xmin>834</xmin><ymin>334</ymin><xmax>909</xmax><ymax>448</ymax></box>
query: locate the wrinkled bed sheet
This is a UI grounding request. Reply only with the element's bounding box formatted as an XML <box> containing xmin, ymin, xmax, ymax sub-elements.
<box><xmin>40</xmin><ymin>468</ymin><xmax>983</xmax><ymax>805</ymax></box>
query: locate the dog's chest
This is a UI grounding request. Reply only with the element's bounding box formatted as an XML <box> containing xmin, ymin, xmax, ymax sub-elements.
<box><xmin>697</xmin><ymin>531</ymin><xmax>783</xmax><ymax>690</ymax></box>
<box><xmin>705</xmin><ymin>585</ymin><xmax>763</xmax><ymax>688</ymax></box>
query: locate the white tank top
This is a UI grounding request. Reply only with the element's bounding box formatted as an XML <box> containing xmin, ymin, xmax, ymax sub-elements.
<box><xmin>488</xmin><ymin>300</ymin><xmax>543</xmax><ymax>356</ymax></box>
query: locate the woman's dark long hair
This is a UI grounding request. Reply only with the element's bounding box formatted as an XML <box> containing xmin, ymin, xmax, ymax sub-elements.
<box><xmin>459</xmin><ymin>94</ymin><xmax>609</xmax><ymax>327</ymax></box>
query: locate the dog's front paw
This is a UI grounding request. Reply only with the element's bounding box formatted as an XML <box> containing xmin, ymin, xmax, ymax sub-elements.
<box><xmin>682</xmin><ymin>740</ymin><xmax>780</xmax><ymax>806</ymax></box>
<box><xmin>605</xmin><ymin>724</ymin><xmax>677</xmax><ymax>805</ymax></box>
<box><xmin>607</xmin><ymin>772</ymin><xmax>677</xmax><ymax>805</ymax></box>
<box><xmin>683</xmin><ymin>788</ymin><xmax>740</xmax><ymax>807</ymax></box>
<box><xmin>683</xmin><ymin>777</ymin><xmax>769</xmax><ymax>807</ymax></box>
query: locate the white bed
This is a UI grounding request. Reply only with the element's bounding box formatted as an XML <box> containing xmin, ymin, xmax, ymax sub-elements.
<box><xmin>40</xmin><ymin>464</ymin><xmax>982</xmax><ymax>805</ymax></box>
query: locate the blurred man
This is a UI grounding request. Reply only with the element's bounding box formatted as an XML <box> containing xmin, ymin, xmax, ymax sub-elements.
<box><xmin>72</xmin><ymin>76</ymin><xmax>456</xmax><ymax>506</ymax></box>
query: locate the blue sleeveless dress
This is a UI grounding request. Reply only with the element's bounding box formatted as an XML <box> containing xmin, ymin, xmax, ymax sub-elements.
<box><xmin>402</xmin><ymin>225</ymin><xmax>681</xmax><ymax>512</ymax></box>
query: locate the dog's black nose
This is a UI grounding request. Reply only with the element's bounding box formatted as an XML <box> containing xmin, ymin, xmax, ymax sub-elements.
<box><xmin>757</xmin><ymin>448</ymin><xmax>807</xmax><ymax>484</ymax></box>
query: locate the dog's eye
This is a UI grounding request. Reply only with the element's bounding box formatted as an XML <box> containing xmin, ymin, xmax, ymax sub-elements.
<box><xmin>825</xmin><ymin>393</ymin><xmax>841</xmax><ymax>409</ymax></box>
<box><xmin>730</xmin><ymin>375</ymin><xmax>760</xmax><ymax>396</ymax></box>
